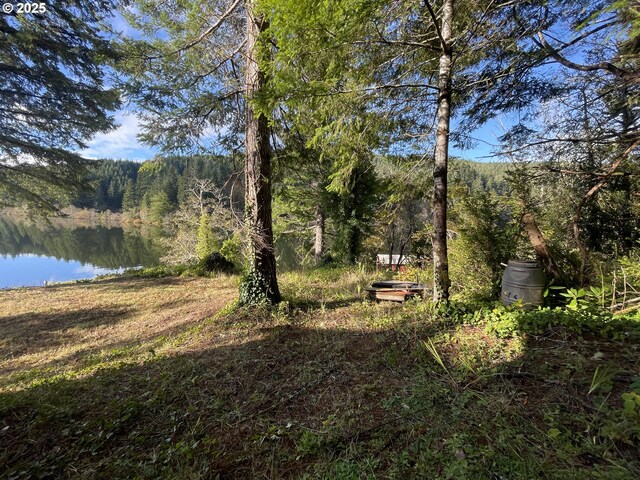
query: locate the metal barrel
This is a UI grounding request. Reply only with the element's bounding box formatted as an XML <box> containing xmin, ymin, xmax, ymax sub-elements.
<box><xmin>501</xmin><ymin>260</ymin><xmax>546</xmax><ymax>307</ymax></box>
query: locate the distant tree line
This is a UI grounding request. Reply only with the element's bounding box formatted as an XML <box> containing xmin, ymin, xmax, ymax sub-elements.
<box><xmin>69</xmin><ymin>156</ymin><xmax>242</xmax><ymax>221</ymax></box>
<box><xmin>69</xmin><ymin>155</ymin><xmax>507</xmax><ymax>216</ymax></box>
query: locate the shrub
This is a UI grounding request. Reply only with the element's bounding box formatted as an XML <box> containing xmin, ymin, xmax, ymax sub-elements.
<box><xmin>220</xmin><ymin>233</ymin><xmax>242</xmax><ymax>264</ymax></box>
<box><xmin>196</xmin><ymin>213</ymin><xmax>218</xmax><ymax>261</ymax></box>
<box><xmin>196</xmin><ymin>252</ymin><xmax>234</xmax><ymax>274</ymax></box>
<box><xmin>450</xmin><ymin>191</ymin><xmax>518</xmax><ymax>300</ymax></box>
<box><xmin>472</xmin><ymin>304</ymin><xmax>640</xmax><ymax>341</ymax></box>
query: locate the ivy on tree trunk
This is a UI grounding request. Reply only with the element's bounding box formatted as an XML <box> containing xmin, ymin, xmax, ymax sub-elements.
<box><xmin>244</xmin><ymin>4</ymin><xmax>281</xmax><ymax>304</ymax></box>
<box><xmin>314</xmin><ymin>203</ymin><xmax>325</xmax><ymax>265</ymax></box>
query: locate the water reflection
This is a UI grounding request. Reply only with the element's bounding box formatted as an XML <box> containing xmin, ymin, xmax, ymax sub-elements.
<box><xmin>0</xmin><ymin>215</ymin><xmax>162</xmax><ymax>288</ymax></box>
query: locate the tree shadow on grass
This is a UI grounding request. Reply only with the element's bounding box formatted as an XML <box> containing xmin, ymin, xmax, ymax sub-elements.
<box><xmin>0</xmin><ymin>322</ymin><xmax>453</xmax><ymax>479</ymax></box>
<box><xmin>0</xmin><ymin>307</ymin><xmax>133</xmax><ymax>357</ymax></box>
<box><xmin>82</xmin><ymin>276</ymin><xmax>195</xmax><ymax>292</ymax></box>
<box><xmin>0</xmin><ymin>275</ymin><xmax>236</xmax><ymax>374</ymax></box>
<box><xmin>36</xmin><ymin>275</ymin><xmax>207</xmax><ymax>294</ymax></box>
<box><xmin>289</xmin><ymin>296</ymin><xmax>364</xmax><ymax>312</ymax></box>
<box><xmin>0</xmin><ymin>295</ymin><xmax>229</xmax><ymax>378</ymax></box>
<box><xmin>0</xmin><ymin>309</ymin><xmax>638</xmax><ymax>479</ymax></box>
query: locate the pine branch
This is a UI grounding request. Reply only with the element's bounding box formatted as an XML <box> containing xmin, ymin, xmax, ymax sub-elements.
<box><xmin>146</xmin><ymin>0</ymin><xmax>243</xmax><ymax>60</ymax></box>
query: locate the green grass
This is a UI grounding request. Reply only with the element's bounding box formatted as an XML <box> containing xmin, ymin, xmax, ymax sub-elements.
<box><xmin>0</xmin><ymin>268</ymin><xmax>639</xmax><ymax>478</ymax></box>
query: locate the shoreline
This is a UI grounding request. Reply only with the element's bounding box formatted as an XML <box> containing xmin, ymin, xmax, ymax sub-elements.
<box><xmin>0</xmin><ymin>206</ymin><xmax>148</xmax><ymax>228</ymax></box>
<box><xmin>0</xmin><ymin>206</ymin><xmax>156</xmax><ymax>230</ymax></box>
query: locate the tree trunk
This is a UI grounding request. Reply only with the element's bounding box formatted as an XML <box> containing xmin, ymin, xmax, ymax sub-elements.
<box><xmin>314</xmin><ymin>203</ymin><xmax>325</xmax><ymax>265</ymax></box>
<box><xmin>521</xmin><ymin>211</ymin><xmax>563</xmax><ymax>282</ymax></box>
<box><xmin>572</xmin><ymin>211</ymin><xmax>588</xmax><ymax>286</ymax></box>
<box><xmin>397</xmin><ymin>225</ymin><xmax>413</xmax><ymax>269</ymax></box>
<box><xmin>573</xmin><ymin>91</ymin><xmax>595</xmax><ymax>286</ymax></box>
<box><xmin>244</xmin><ymin>4</ymin><xmax>280</xmax><ymax>303</ymax></box>
<box><xmin>388</xmin><ymin>222</ymin><xmax>395</xmax><ymax>270</ymax></box>
<box><xmin>432</xmin><ymin>0</ymin><xmax>453</xmax><ymax>303</ymax></box>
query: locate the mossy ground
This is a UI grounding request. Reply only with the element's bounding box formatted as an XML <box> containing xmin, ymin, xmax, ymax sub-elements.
<box><xmin>0</xmin><ymin>268</ymin><xmax>638</xmax><ymax>479</ymax></box>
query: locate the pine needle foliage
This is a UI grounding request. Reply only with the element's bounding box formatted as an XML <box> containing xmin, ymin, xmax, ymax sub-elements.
<box><xmin>0</xmin><ymin>1</ymin><xmax>121</xmax><ymax>213</ymax></box>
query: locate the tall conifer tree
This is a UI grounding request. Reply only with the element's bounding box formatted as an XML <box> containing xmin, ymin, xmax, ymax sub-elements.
<box><xmin>0</xmin><ymin>1</ymin><xmax>120</xmax><ymax>212</ymax></box>
<box><xmin>120</xmin><ymin>0</ymin><xmax>281</xmax><ymax>302</ymax></box>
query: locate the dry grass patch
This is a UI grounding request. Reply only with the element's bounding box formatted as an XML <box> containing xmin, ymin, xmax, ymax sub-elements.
<box><xmin>0</xmin><ymin>276</ymin><xmax>236</xmax><ymax>388</ymax></box>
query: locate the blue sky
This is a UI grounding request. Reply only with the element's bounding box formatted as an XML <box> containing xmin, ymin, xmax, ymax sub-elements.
<box><xmin>450</xmin><ymin>119</ymin><xmax>508</xmax><ymax>161</ymax></box>
<box><xmin>82</xmin><ymin>109</ymin><xmax>507</xmax><ymax>163</ymax></box>
<box><xmin>82</xmin><ymin>11</ymin><xmax>511</xmax><ymax>164</ymax></box>
<box><xmin>81</xmin><ymin>12</ymin><xmax>159</xmax><ymax>162</ymax></box>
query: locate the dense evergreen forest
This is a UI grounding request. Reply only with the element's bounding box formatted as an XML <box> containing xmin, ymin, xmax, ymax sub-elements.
<box><xmin>71</xmin><ymin>156</ymin><xmax>242</xmax><ymax>216</ymax></box>
<box><xmin>72</xmin><ymin>156</ymin><xmax>509</xmax><ymax>214</ymax></box>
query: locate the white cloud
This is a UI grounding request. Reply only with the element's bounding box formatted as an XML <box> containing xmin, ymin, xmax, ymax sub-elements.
<box><xmin>83</xmin><ymin>111</ymin><xmax>157</xmax><ymax>161</ymax></box>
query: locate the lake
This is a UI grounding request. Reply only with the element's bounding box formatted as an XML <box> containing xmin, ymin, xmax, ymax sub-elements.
<box><xmin>0</xmin><ymin>214</ymin><xmax>163</xmax><ymax>289</ymax></box>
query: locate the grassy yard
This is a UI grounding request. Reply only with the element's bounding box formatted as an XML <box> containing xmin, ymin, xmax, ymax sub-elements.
<box><xmin>1</xmin><ymin>269</ymin><xmax>639</xmax><ymax>479</ymax></box>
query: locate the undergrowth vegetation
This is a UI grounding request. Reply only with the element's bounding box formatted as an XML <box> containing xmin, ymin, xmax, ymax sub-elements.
<box><xmin>0</xmin><ymin>269</ymin><xmax>638</xmax><ymax>478</ymax></box>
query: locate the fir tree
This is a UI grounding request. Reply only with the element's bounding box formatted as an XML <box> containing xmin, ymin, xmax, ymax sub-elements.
<box><xmin>121</xmin><ymin>179</ymin><xmax>137</xmax><ymax>212</ymax></box>
<box><xmin>119</xmin><ymin>0</ymin><xmax>281</xmax><ymax>303</ymax></box>
<box><xmin>0</xmin><ymin>1</ymin><xmax>120</xmax><ymax>212</ymax></box>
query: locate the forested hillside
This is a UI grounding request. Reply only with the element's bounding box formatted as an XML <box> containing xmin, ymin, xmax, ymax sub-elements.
<box><xmin>71</xmin><ymin>156</ymin><xmax>509</xmax><ymax>214</ymax></box>
<box><xmin>70</xmin><ymin>156</ymin><xmax>242</xmax><ymax>217</ymax></box>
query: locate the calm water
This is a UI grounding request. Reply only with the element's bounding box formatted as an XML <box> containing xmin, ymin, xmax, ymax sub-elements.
<box><xmin>0</xmin><ymin>216</ymin><xmax>163</xmax><ymax>288</ymax></box>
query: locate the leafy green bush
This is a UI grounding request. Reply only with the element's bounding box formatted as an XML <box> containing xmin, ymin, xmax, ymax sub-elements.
<box><xmin>195</xmin><ymin>213</ymin><xmax>218</xmax><ymax>260</ymax></box>
<box><xmin>196</xmin><ymin>252</ymin><xmax>234</xmax><ymax>274</ymax></box>
<box><xmin>220</xmin><ymin>233</ymin><xmax>242</xmax><ymax>264</ymax></box>
<box><xmin>473</xmin><ymin>305</ymin><xmax>640</xmax><ymax>341</ymax></box>
<box><xmin>124</xmin><ymin>265</ymin><xmax>188</xmax><ymax>278</ymax></box>
<box><xmin>450</xmin><ymin>190</ymin><xmax>518</xmax><ymax>300</ymax></box>
<box><xmin>125</xmin><ymin>256</ymin><xmax>235</xmax><ymax>279</ymax></box>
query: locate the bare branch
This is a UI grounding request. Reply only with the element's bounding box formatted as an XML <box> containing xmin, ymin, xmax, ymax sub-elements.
<box><xmin>535</xmin><ymin>27</ymin><xmax>639</xmax><ymax>83</ymax></box>
<box><xmin>539</xmin><ymin>165</ymin><xmax>635</xmax><ymax>177</ymax></box>
<box><xmin>487</xmin><ymin>130</ymin><xmax>640</xmax><ymax>157</ymax></box>
<box><xmin>579</xmin><ymin>139</ymin><xmax>640</xmax><ymax>206</ymax></box>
